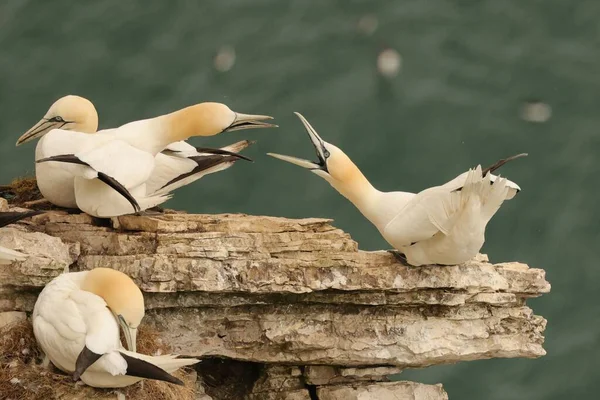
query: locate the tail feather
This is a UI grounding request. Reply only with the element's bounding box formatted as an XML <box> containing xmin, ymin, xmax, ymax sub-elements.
<box><xmin>137</xmin><ymin>193</ymin><xmax>173</xmax><ymax>211</ymax></box>
<box><xmin>0</xmin><ymin>210</ymin><xmax>44</xmax><ymax>228</ymax></box>
<box><xmin>458</xmin><ymin>166</ymin><xmax>510</xmax><ymax>222</ymax></box>
<box><xmin>119</xmin><ymin>350</ymin><xmax>200</xmax><ymax>374</ymax></box>
<box><xmin>152</xmin><ymin>158</ymin><xmax>238</xmax><ymax>196</ymax></box>
<box><xmin>481</xmin><ymin>175</ymin><xmax>509</xmax><ymax>221</ymax></box>
<box><xmin>429</xmin><ymin>165</ymin><xmax>483</xmax><ymax>234</ymax></box>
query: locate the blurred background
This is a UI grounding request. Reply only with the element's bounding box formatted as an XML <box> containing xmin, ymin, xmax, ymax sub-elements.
<box><xmin>1</xmin><ymin>1</ymin><xmax>597</xmax><ymax>398</ymax></box>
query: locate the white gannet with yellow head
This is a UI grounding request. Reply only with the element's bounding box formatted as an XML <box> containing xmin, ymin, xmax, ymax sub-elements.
<box><xmin>17</xmin><ymin>99</ymin><xmax>275</xmax><ymax>217</ymax></box>
<box><xmin>268</xmin><ymin>113</ymin><xmax>525</xmax><ymax>266</ymax></box>
<box><xmin>33</xmin><ymin>267</ymin><xmax>199</xmax><ymax>388</ymax></box>
<box><xmin>0</xmin><ymin>210</ymin><xmax>44</xmax><ymax>264</ymax></box>
<box><xmin>16</xmin><ymin>95</ymin><xmax>98</xmax><ymax>208</ymax></box>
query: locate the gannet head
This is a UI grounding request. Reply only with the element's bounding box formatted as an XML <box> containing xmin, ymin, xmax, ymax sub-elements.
<box><xmin>167</xmin><ymin>102</ymin><xmax>277</xmax><ymax>141</ymax></box>
<box><xmin>16</xmin><ymin>95</ymin><xmax>98</xmax><ymax>146</ymax></box>
<box><xmin>267</xmin><ymin>112</ymin><xmax>358</xmax><ymax>186</ymax></box>
<box><xmin>80</xmin><ymin>268</ymin><xmax>144</xmax><ymax>353</ymax></box>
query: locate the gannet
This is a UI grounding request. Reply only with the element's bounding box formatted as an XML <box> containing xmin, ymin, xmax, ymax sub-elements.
<box><xmin>17</xmin><ymin>99</ymin><xmax>275</xmax><ymax>217</ymax></box>
<box><xmin>16</xmin><ymin>95</ymin><xmax>99</xmax><ymax>208</ymax></box>
<box><xmin>16</xmin><ymin>96</ymin><xmax>260</xmax><ymax>210</ymax></box>
<box><xmin>0</xmin><ymin>210</ymin><xmax>43</xmax><ymax>264</ymax></box>
<box><xmin>268</xmin><ymin>113</ymin><xmax>526</xmax><ymax>266</ymax></box>
<box><xmin>33</xmin><ymin>268</ymin><xmax>199</xmax><ymax>388</ymax></box>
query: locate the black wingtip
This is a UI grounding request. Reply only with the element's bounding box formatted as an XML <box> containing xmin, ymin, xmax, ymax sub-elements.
<box><xmin>0</xmin><ymin>210</ymin><xmax>45</xmax><ymax>228</ymax></box>
<box><xmin>119</xmin><ymin>352</ymin><xmax>185</xmax><ymax>386</ymax></box>
<box><xmin>36</xmin><ymin>154</ymin><xmax>90</xmax><ymax>166</ymax></box>
<box><xmin>96</xmin><ymin>172</ymin><xmax>141</xmax><ymax>213</ymax></box>
<box><xmin>73</xmin><ymin>346</ymin><xmax>103</xmax><ymax>382</ymax></box>
<box><xmin>482</xmin><ymin>153</ymin><xmax>528</xmax><ymax>177</ymax></box>
<box><xmin>194</xmin><ymin>146</ymin><xmax>253</xmax><ymax>162</ymax></box>
<box><xmin>158</xmin><ymin>155</ymin><xmax>244</xmax><ymax>191</ymax></box>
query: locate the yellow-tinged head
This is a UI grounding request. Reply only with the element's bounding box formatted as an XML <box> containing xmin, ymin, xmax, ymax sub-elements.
<box><xmin>267</xmin><ymin>112</ymin><xmax>372</xmax><ymax>195</ymax></box>
<box><xmin>165</xmin><ymin>102</ymin><xmax>277</xmax><ymax>142</ymax></box>
<box><xmin>81</xmin><ymin>267</ymin><xmax>144</xmax><ymax>352</ymax></box>
<box><xmin>16</xmin><ymin>95</ymin><xmax>98</xmax><ymax>146</ymax></box>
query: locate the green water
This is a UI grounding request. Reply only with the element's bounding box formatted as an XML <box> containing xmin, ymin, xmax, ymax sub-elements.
<box><xmin>1</xmin><ymin>1</ymin><xmax>597</xmax><ymax>398</ymax></box>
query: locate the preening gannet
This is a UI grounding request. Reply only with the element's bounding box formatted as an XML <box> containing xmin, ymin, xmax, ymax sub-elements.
<box><xmin>17</xmin><ymin>99</ymin><xmax>274</xmax><ymax>217</ymax></box>
<box><xmin>268</xmin><ymin>113</ymin><xmax>526</xmax><ymax>266</ymax></box>
<box><xmin>0</xmin><ymin>210</ymin><xmax>43</xmax><ymax>264</ymax></box>
<box><xmin>33</xmin><ymin>268</ymin><xmax>199</xmax><ymax>388</ymax></box>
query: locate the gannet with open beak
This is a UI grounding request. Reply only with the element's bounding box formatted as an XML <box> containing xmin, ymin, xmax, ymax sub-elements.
<box><xmin>268</xmin><ymin>113</ymin><xmax>526</xmax><ymax>266</ymax></box>
<box><xmin>16</xmin><ymin>96</ymin><xmax>261</xmax><ymax>211</ymax></box>
<box><xmin>19</xmin><ymin>101</ymin><xmax>275</xmax><ymax>217</ymax></box>
<box><xmin>0</xmin><ymin>210</ymin><xmax>43</xmax><ymax>264</ymax></box>
<box><xmin>33</xmin><ymin>268</ymin><xmax>199</xmax><ymax>388</ymax></box>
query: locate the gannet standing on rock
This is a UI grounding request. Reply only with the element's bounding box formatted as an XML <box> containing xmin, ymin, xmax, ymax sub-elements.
<box><xmin>16</xmin><ymin>96</ymin><xmax>99</xmax><ymax>208</ymax></box>
<box><xmin>0</xmin><ymin>210</ymin><xmax>43</xmax><ymax>264</ymax></box>
<box><xmin>16</xmin><ymin>96</ymin><xmax>262</xmax><ymax>211</ymax></box>
<box><xmin>33</xmin><ymin>268</ymin><xmax>199</xmax><ymax>388</ymax></box>
<box><xmin>18</xmin><ymin>100</ymin><xmax>275</xmax><ymax>217</ymax></box>
<box><xmin>268</xmin><ymin>113</ymin><xmax>526</xmax><ymax>266</ymax></box>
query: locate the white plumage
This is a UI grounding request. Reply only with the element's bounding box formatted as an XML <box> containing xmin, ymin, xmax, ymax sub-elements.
<box><xmin>17</xmin><ymin>96</ymin><xmax>274</xmax><ymax>217</ymax></box>
<box><xmin>268</xmin><ymin>112</ymin><xmax>526</xmax><ymax>266</ymax></box>
<box><xmin>32</xmin><ymin>269</ymin><xmax>198</xmax><ymax>388</ymax></box>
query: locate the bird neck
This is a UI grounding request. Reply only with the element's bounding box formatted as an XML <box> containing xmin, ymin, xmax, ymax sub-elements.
<box><xmin>328</xmin><ymin>166</ymin><xmax>387</xmax><ymax>228</ymax></box>
<box><xmin>162</xmin><ymin>104</ymin><xmax>225</xmax><ymax>144</ymax></box>
<box><xmin>116</xmin><ymin>113</ymin><xmax>200</xmax><ymax>156</ymax></box>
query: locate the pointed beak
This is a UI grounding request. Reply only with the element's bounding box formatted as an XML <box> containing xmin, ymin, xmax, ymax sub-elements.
<box><xmin>117</xmin><ymin>315</ymin><xmax>137</xmax><ymax>352</ymax></box>
<box><xmin>16</xmin><ymin>118</ymin><xmax>61</xmax><ymax>146</ymax></box>
<box><xmin>223</xmin><ymin>112</ymin><xmax>278</xmax><ymax>132</ymax></box>
<box><xmin>267</xmin><ymin>112</ymin><xmax>328</xmax><ymax>171</ymax></box>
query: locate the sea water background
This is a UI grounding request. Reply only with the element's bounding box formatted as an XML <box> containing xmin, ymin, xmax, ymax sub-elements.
<box><xmin>1</xmin><ymin>1</ymin><xmax>597</xmax><ymax>398</ymax></box>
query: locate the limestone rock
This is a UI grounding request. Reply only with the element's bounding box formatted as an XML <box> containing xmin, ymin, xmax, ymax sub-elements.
<box><xmin>317</xmin><ymin>381</ymin><xmax>448</xmax><ymax>400</ymax></box>
<box><xmin>0</xmin><ymin>210</ymin><xmax>550</xmax><ymax>399</ymax></box>
<box><xmin>304</xmin><ymin>366</ymin><xmax>403</xmax><ymax>385</ymax></box>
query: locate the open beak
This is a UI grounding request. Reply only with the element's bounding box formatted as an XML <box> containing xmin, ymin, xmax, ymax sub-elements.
<box><xmin>117</xmin><ymin>315</ymin><xmax>137</xmax><ymax>352</ymax></box>
<box><xmin>16</xmin><ymin>118</ymin><xmax>62</xmax><ymax>146</ymax></box>
<box><xmin>267</xmin><ymin>112</ymin><xmax>328</xmax><ymax>171</ymax></box>
<box><xmin>223</xmin><ymin>112</ymin><xmax>278</xmax><ymax>132</ymax></box>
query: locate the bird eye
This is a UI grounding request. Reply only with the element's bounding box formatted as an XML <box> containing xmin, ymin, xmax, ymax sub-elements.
<box><xmin>323</xmin><ymin>150</ymin><xmax>330</xmax><ymax>158</ymax></box>
<box><xmin>53</xmin><ymin>116</ymin><xmax>64</xmax><ymax>122</ymax></box>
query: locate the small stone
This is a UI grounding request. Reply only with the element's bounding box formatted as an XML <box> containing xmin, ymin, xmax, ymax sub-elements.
<box><xmin>521</xmin><ymin>100</ymin><xmax>552</xmax><ymax>123</ymax></box>
<box><xmin>214</xmin><ymin>46</ymin><xmax>236</xmax><ymax>72</ymax></box>
<box><xmin>377</xmin><ymin>48</ymin><xmax>402</xmax><ymax>78</ymax></box>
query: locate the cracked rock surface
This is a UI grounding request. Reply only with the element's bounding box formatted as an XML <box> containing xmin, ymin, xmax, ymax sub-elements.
<box><xmin>0</xmin><ymin>210</ymin><xmax>550</xmax><ymax>399</ymax></box>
